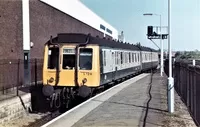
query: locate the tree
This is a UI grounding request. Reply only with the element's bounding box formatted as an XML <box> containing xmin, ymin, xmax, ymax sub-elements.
<box><xmin>136</xmin><ymin>42</ymin><xmax>141</xmax><ymax>47</ymax></box>
<box><xmin>175</xmin><ymin>51</ymin><xmax>181</xmax><ymax>58</ymax></box>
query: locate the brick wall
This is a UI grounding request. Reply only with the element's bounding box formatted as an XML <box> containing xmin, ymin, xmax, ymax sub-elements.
<box><xmin>0</xmin><ymin>0</ymin><xmax>23</xmax><ymax>60</ymax></box>
<box><xmin>29</xmin><ymin>0</ymin><xmax>104</xmax><ymax>59</ymax></box>
<box><xmin>0</xmin><ymin>0</ymin><xmax>106</xmax><ymax>60</ymax></box>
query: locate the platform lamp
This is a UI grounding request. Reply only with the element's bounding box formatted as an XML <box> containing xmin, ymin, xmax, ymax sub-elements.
<box><xmin>168</xmin><ymin>0</ymin><xmax>174</xmax><ymax>113</ymax></box>
<box><xmin>143</xmin><ymin>13</ymin><xmax>164</xmax><ymax>77</ymax></box>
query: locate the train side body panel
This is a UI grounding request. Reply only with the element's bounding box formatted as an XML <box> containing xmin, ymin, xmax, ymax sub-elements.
<box><xmin>99</xmin><ymin>47</ymin><xmax>142</xmax><ymax>85</ymax></box>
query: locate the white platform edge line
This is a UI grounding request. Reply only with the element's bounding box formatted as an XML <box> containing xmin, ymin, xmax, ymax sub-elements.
<box><xmin>41</xmin><ymin>73</ymin><xmax>148</xmax><ymax>127</ymax></box>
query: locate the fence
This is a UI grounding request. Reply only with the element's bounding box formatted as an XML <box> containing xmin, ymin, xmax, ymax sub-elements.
<box><xmin>174</xmin><ymin>61</ymin><xmax>200</xmax><ymax>126</ymax></box>
<box><xmin>0</xmin><ymin>59</ymin><xmax>43</xmax><ymax>99</ymax></box>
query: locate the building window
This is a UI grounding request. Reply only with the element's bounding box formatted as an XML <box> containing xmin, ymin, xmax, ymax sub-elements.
<box><xmin>100</xmin><ymin>24</ymin><xmax>105</xmax><ymax>30</ymax></box>
<box><xmin>106</xmin><ymin>28</ymin><xmax>112</xmax><ymax>34</ymax></box>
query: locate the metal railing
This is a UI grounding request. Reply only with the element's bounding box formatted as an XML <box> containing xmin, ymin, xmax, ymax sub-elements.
<box><xmin>0</xmin><ymin>59</ymin><xmax>43</xmax><ymax>100</ymax></box>
<box><xmin>174</xmin><ymin>61</ymin><xmax>200</xmax><ymax>126</ymax></box>
<box><xmin>175</xmin><ymin>59</ymin><xmax>200</xmax><ymax>66</ymax></box>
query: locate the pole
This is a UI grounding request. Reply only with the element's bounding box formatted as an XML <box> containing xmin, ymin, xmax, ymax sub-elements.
<box><xmin>168</xmin><ymin>0</ymin><xmax>174</xmax><ymax>113</ymax></box>
<box><xmin>160</xmin><ymin>15</ymin><xmax>163</xmax><ymax>77</ymax></box>
<box><xmin>150</xmin><ymin>39</ymin><xmax>160</xmax><ymax>49</ymax></box>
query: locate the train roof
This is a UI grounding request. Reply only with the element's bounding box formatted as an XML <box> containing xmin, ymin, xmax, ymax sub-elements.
<box><xmin>139</xmin><ymin>46</ymin><xmax>158</xmax><ymax>52</ymax></box>
<box><xmin>48</xmin><ymin>33</ymin><xmax>157</xmax><ymax>52</ymax></box>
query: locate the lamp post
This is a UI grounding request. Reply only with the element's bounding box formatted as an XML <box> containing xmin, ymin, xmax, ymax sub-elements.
<box><xmin>143</xmin><ymin>13</ymin><xmax>164</xmax><ymax>77</ymax></box>
<box><xmin>168</xmin><ymin>0</ymin><xmax>174</xmax><ymax>113</ymax></box>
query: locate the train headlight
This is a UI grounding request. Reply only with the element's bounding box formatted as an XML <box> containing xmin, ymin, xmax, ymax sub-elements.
<box><xmin>82</xmin><ymin>78</ymin><xmax>87</xmax><ymax>85</ymax></box>
<box><xmin>48</xmin><ymin>77</ymin><xmax>54</xmax><ymax>83</ymax></box>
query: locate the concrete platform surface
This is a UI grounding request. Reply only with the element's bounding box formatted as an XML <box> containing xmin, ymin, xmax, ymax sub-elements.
<box><xmin>43</xmin><ymin>72</ymin><xmax>197</xmax><ymax>127</ymax></box>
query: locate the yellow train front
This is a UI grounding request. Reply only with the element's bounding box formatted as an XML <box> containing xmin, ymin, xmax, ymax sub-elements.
<box><xmin>42</xmin><ymin>34</ymin><xmax>101</xmax><ymax>106</ymax></box>
<box><xmin>42</xmin><ymin>33</ymin><xmax>159</xmax><ymax>109</ymax></box>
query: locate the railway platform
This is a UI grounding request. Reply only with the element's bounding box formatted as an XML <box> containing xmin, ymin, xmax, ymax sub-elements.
<box><xmin>42</xmin><ymin>72</ymin><xmax>196</xmax><ymax>127</ymax></box>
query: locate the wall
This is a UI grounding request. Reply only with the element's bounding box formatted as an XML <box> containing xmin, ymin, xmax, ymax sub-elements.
<box><xmin>29</xmin><ymin>0</ymin><xmax>104</xmax><ymax>59</ymax></box>
<box><xmin>40</xmin><ymin>0</ymin><xmax>118</xmax><ymax>39</ymax></box>
<box><xmin>0</xmin><ymin>93</ymin><xmax>31</xmax><ymax>124</ymax></box>
<box><xmin>0</xmin><ymin>0</ymin><xmax>23</xmax><ymax>60</ymax></box>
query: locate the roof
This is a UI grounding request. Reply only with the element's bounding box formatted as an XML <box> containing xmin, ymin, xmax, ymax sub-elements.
<box><xmin>139</xmin><ymin>46</ymin><xmax>158</xmax><ymax>52</ymax></box>
<box><xmin>47</xmin><ymin>33</ymin><xmax>157</xmax><ymax>52</ymax></box>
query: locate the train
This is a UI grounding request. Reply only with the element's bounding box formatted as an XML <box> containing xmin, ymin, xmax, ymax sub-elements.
<box><xmin>42</xmin><ymin>33</ymin><xmax>159</xmax><ymax>109</ymax></box>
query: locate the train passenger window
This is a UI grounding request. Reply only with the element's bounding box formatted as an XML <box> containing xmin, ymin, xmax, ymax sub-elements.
<box><xmin>112</xmin><ymin>52</ymin><xmax>115</xmax><ymax>64</ymax></box>
<box><xmin>136</xmin><ymin>54</ymin><xmax>138</xmax><ymax>62</ymax></box>
<box><xmin>48</xmin><ymin>47</ymin><xmax>59</xmax><ymax>69</ymax></box>
<box><xmin>62</xmin><ymin>48</ymin><xmax>75</xmax><ymax>70</ymax></box>
<box><xmin>123</xmin><ymin>52</ymin><xmax>125</xmax><ymax>64</ymax></box>
<box><xmin>79</xmin><ymin>48</ymin><xmax>93</xmax><ymax>70</ymax></box>
<box><xmin>145</xmin><ymin>54</ymin><xmax>147</xmax><ymax>61</ymax></box>
<box><xmin>126</xmin><ymin>53</ymin><xmax>127</xmax><ymax>63</ymax></box>
<box><xmin>121</xmin><ymin>52</ymin><xmax>123</xmax><ymax>64</ymax></box>
<box><xmin>116</xmin><ymin>52</ymin><xmax>118</xmax><ymax>65</ymax></box>
<box><xmin>127</xmin><ymin>53</ymin><xmax>128</xmax><ymax>63</ymax></box>
<box><xmin>132</xmin><ymin>53</ymin><xmax>134</xmax><ymax>62</ymax></box>
<box><xmin>129</xmin><ymin>53</ymin><xmax>131</xmax><ymax>63</ymax></box>
<box><xmin>138</xmin><ymin>53</ymin><xmax>140</xmax><ymax>62</ymax></box>
<box><xmin>127</xmin><ymin>53</ymin><xmax>129</xmax><ymax>63</ymax></box>
<box><xmin>124</xmin><ymin>52</ymin><xmax>127</xmax><ymax>63</ymax></box>
<box><xmin>117</xmin><ymin>52</ymin><xmax>119</xmax><ymax>65</ymax></box>
<box><xmin>115</xmin><ymin>52</ymin><xmax>117</xmax><ymax>65</ymax></box>
<box><xmin>103</xmin><ymin>51</ymin><xmax>106</xmax><ymax>66</ymax></box>
<box><xmin>134</xmin><ymin>53</ymin><xmax>136</xmax><ymax>62</ymax></box>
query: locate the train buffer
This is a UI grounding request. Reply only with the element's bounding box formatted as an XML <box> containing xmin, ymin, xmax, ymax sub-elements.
<box><xmin>42</xmin><ymin>72</ymin><xmax>196</xmax><ymax>127</ymax></box>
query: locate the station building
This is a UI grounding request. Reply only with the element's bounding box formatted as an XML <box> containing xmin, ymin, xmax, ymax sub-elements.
<box><xmin>0</xmin><ymin>0</ymin><xmax>118</xmax><ymax>60</ymax></box>
<box><xmin>0</xmin><ymin>0</ymin><xmax>118</xmax><ymax>88</ymax></box>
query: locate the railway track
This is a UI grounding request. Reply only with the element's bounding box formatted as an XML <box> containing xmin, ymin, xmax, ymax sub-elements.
<box><xmin>26</xmin><ymin>72</ymin><xmax>143</xmax><ymax>127</ymax></box>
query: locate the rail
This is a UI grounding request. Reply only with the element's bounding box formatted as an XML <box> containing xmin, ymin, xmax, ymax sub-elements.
<box><xmin>0</xmin><ymin>59</ymin><xmax>43</xmax><ymax>100</ymax></box>
<box><xmin>174</xmin><ymin>61</ymin><xmax>200</xmax><ymax>126</ymax></box>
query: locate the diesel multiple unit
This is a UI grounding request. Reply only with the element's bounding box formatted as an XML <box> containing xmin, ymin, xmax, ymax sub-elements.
<box><xmin>42</xmin><ymin>33</ymin><xmax>159</xmax><ymax>109</ymax></box>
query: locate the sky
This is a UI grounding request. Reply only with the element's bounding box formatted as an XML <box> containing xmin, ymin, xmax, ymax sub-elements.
<box><xmin>81</xmin><ymin>0</ymin><xmax>200</xmax><ymax>51</ymax></box>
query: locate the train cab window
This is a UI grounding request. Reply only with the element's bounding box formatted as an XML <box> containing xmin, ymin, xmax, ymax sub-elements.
<box><xmin>79</xmin><ymin>48</ymin><xmax>93</xmax><ymax>70</ymax></box>
<box><xmin>48</xmin><ymin>47</ymin><xmax>59</xmax><ymax>69</ymax></box>
<box><xmin>62</xmin><ymin>48</ymin><xmax>75</xmax><ymax>70</ymax></box>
